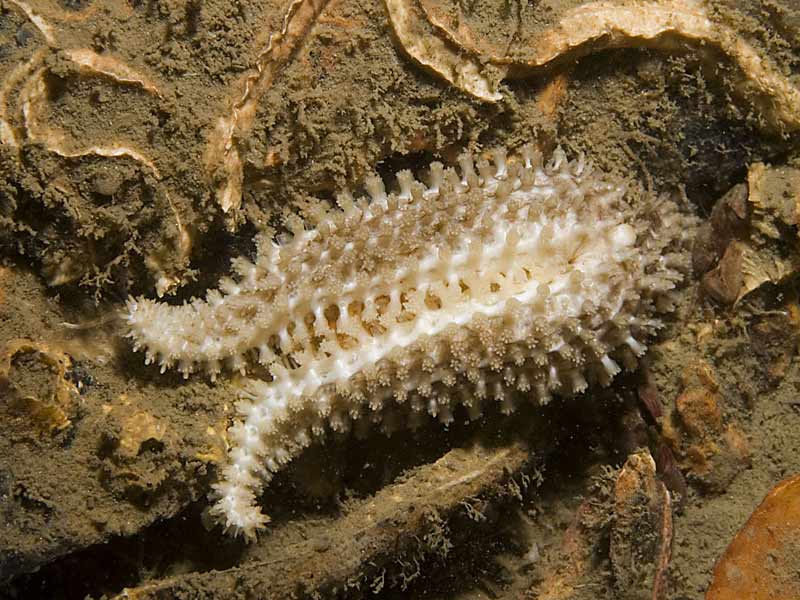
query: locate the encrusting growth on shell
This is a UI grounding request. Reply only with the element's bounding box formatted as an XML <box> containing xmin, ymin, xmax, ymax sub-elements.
<box><xmin>125</xmin><ymin>146</ymin><xmax>695</xmax><ymax>538</ymax></box>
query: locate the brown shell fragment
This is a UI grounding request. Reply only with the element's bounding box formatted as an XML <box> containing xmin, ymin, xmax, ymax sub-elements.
<box><xmin>204</xmin><ymin>0</ymin><xmax>332</xmax><ymax>215</ymax></box>
<box><xmin>665</xmin><ymin>361</ymin><xmax>751</xmax><ymax>493</ymax></box>
<box><xmin>701</xmin><ymin>241</ymin><xmax>747</xmax><ymax>306</ymax></box>
<box><xmin>654</xmin><ymin>443</ymin><xmax>687</xmax><ymax>506</ymax></box>
<box><xmin>748</xmin><ymin>307</ymin><xmax>799</xmax><ymax>386</ymax></box>
<box><xmin>707</xmin><ymin>474</ymin><xmax>800</xmax><ymax>600</ymax></box>
<box><xmin>384</xmin><ymin>0</ymin><xmax>506</xmax><ymax>102</ymax></box>
<box><xmin>1</xmin><ymin>1</ymin><xmax>193</xmax><ymax>296</ymax></box>
<box><xmin>63</xmin><ymin>49</ymin><xmax>163</xmax><ymax>98</ymax></box>
<box><xmin>117</xmin><ymin>410</ymin><xmax>169</xmax><ymax>460</ymax></box>
<box><xmin>700</xmin><ymin>163</ymin><xmax>800</xmax><ymax>305</ymax></box>
<box><xmin>692</xmin><ymin>183</ymin><xmax>749</xmax><ymax>276</ymax></box>
<box><xmin>16</xmin><ymin>64</ymin><xmax>191</xmax><ymax>295</ymax></box>
<box><xmin>0</xmin><ymin>339</ymin><xmax>79</xmax><ymax>434</ymax></box>
<box><xmin>388</xmin><ymin>0</ymin><xmax>800</xmax><ymax>133</ymax></box>
<box><xmin>610</xmin><ymin>450</ymin><xmax>673</xmax><ymax>600</ymax></box>
<box><xmin>5</xmin><ymin>0</ymin><xmax>55</xmax><ymax>44</ymax></box>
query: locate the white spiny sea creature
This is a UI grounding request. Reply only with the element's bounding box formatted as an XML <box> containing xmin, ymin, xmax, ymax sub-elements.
<box><xmin>125</xmin><ymin>146</ymin><xmax>695</xmax><ymax>538</ymax></box>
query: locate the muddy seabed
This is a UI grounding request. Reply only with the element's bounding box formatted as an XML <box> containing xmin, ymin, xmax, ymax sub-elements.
<box><xmin>1</xmin><ymin>0</ymin><xmax>800</xmax><ymax>598</ymax></box>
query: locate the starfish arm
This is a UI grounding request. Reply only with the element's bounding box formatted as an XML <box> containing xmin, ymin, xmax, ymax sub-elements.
<box><xmin>125</xmin><ymin>146</ymin><xmax>697</xmax><ymax>539</ymax></box>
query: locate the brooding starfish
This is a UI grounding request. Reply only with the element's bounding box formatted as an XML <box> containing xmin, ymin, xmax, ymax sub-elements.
<box><xmin>126</xmin><ymin>146</ymin><xmax>694</xmax><ymax>537</ymax></box>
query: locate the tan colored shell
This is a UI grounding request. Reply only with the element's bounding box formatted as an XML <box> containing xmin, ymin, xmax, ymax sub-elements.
<box><xmin>387</xmin><ymin>0</ymin><xmax>800</xmax><ymax>133</ymax></box>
